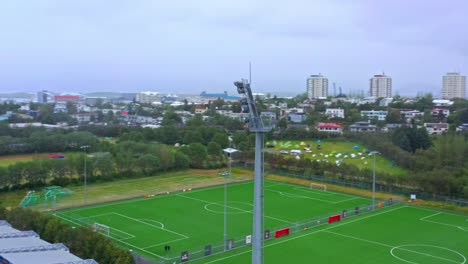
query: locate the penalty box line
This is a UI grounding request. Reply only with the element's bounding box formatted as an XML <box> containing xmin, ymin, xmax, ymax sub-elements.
<box><xmin>420</xmin><ymin>212</ymin><xmax>468</xmax><ymax>231</ymax></box>
<box><xmin>202</xmin><ymin>205</ymin><xmax>408</xmax><ymax>264</ymax></box>
<box><xmin>54</xmin><ymin>212</ymin><xmax>135</xmax><ymax>240</ymax></box>
<box><xmin>54</xmin><ymin>212</ymin><xmax>172</xmax><ymax>260</ymax></box>
<box><xmin>265</xmin><ymin>189</ymin><xmax>358</xmax><ymax>204</ymax></box>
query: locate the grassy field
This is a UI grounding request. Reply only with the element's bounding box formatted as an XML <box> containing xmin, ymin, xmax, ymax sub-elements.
<box><xmin>189</xmin><ymin>204</ymin><xmax>467</xmax><ymax>264</ymax></box>
<box><xmin>52</xmin><ymin>179</ymin><xmax>466</xmax><ymax>264</ymax></box>
<box><xmin>266</xmin><ymin>139</ymin><xmax>408</xmax><ymax>176</ymax></box>
<box><xmin>0</xmin><ymin>153</ymin><xmax>51</xmax><ymax>167</ymax></box>
<box><xmin>1</xmin><ymin>169</ymin><xmax>250</xmax><ymax>209</ymax></box>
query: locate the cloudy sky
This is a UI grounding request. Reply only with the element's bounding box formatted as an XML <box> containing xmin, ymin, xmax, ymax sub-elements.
<box><xmin>0</xmin><ymin>0</ymin><xmax>467</xmax><ymax>96</ymax></box>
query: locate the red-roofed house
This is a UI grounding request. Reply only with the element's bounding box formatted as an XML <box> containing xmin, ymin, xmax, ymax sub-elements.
<box><xmin>316</xmin><ymin>123</ymin><xmax>343</xmax><ymax>134</ymax></box>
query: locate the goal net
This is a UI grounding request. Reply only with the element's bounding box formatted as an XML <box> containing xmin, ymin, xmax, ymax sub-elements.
<box><xmin>310</xmin><ymin>183</ymin><xmax>327</xmax><ymax>192</ymax></box>
<box><xmin>92</xmin><ymin>223</ymin><xmax>110</xmax><ymax>237</ymax></box>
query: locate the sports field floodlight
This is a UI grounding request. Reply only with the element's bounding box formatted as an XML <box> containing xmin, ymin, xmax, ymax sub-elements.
<box><xmin>80</xmin><ymin>145</ymin><xmax>90</xmax><ymax>205</ymax></box>
<box><xmin>222</xmin><ymin>147</ymin><xmax>239</xmax><ymax>251</ymax></box>
<box><xmin>234</xmin><ymin>78</ymin><xmax>272</xmax><ymax>264</ymax></box>
<box><xmin>234</xmin><ymin>81</ymin><xmax>246</xmax><ymax>94</ymax></box>
<box><xmin>370</xmin><ymin>151</ymin><xmax>380</xmax><ymax>210</ymax></box>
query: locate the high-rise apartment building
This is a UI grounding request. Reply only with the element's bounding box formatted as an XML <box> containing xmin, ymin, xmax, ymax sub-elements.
<box><xmin>442</xmin><ymin>72</ymin><xmax>466</xmax><ymax>99</ymax></box>
<box><xmin>307</xmin><ymin>74</ymin><xmax>328</xmax><ymax>99</ymax></box>
<box><xmin>136</xmin><ymin>91</ymin><xmax>160</xmax><ymax>104</ymax></box>
<box><xmin>370</xmin><ymin>73</ymin><xmax>392</xmax><ymax>98</ymax></box>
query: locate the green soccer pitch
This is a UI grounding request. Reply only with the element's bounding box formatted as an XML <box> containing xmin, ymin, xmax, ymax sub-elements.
<box><xmin>53</xmin><ymin>180</ymin><xmax>468</xmax><ymax>264</ymax></box>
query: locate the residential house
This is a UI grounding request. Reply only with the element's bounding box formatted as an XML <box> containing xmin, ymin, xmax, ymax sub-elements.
<box><xmin>433</xmin><ymin>99</ymin><xmax>454</xmax><ymax>107</ymax></box>
<box><xmin>424</xmin><ymin>123</ymin><xmax>449</xmax><ymax>135</ymax></box>
<box><xmin>361</xmin><ymin>110</ymin><xmax>388</xmax><ymax>121</ymax></box>
<box><xmin>349</xmin><ymin>121</ymin><xmax>378</xmax><ymax>132</ymax></box>
<box><xmin>400</xmin><ymin>110</ymin><xmax>423</xmax><ymax>122</ymax></box>
<box><xmin>316</xmin><ymin>123</ymin><xmax>343</xmax><ymax>134</ymax></box>
<box><xmin>288</xmin><ymin>113</ymin><xmax>306</xmax><ymax>123</ymax></box>
<box><xmin>431</xmin><ymin>108</ymin><xmax>450</xmax><ymax>117</ymax></box>
<box><xmin>71</xmin><ymin>113</ymin><xmax>97</xmax><ymax>123</ymax></box>
<box><xmin>325</xmin><ymin>108</ymin><xmax>345</xmax><ymax>119</ymax></box>
<box><xmin>456</xmin><ymin>124</ymin><xmax>468</xmax><ymax>132</ymax></box>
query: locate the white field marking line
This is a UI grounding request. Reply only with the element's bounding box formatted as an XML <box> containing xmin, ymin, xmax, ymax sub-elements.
<box><xmin>266</xmin><ymin>189</ymin><xmax>358</xmax><ymax>204</ymax></box>
<box><xmin>65</xmin><ymin>212</ymin><xmax>136</xmax><ymax>239</ymax></box>
<box><xmin>325</xmin><ymin>231</ymin><xmax>463</xmax><ymax>264</ymax></box>
<box><xmin>138</xmin><ymin>219</ymin><xmax>165</xmax><ymax>229</ymax></box>
<box><xmin>410</xmin><ymin>206</ymin><xmax>468</xmax><ymax>218</ymax></box>
<box><xmin>420</xmin><ymin>212</ymin><xmax>442</xmax><ymax>221</ymax></box>
<box><xmin>422</xmin><ymin>219</ymin><xmax>468</xmax><ymax>230</ymax></box>
<box><xmin>113</xmin><ymin>212</ymin><xmax>189</xmax><ymax>238</ymax></box>
<box><xmin>264</xmin><ymin>182</ymin><xmax>283</xmax><ymax>188</ymax></box>
<box><xmin>53</xmin><ymin>213</ymin><xmax>134</xmax><ymax>240</ymax></box>
<box><xmin>267</xmin><ymin>180</ymin><xmax>356</xmax><ymax>198</ymax></box>
<box><xmin>81</xmin><ymin>212</ymin><xmax>116</xmax><ymax>219</ymax></box>
<box><xmin>201</xmin><ymin>205</ymin><xmax>408</xmax><ymax>264</ymax></box>
<box><xmin>292</xmin><ymin>187</ymin><xmax>334</xmax><ymax>196</ymax></box>
<box><xmin>54</xmin><ymin>213</ymin><xmax>136</xmax><ymax>241</ymax></box>
<box><xmin>419</xmin><ymin>212</ymin><xmax>468</xmax><ymax>231</ymax></box>
<box><xmin>177</xmin><ymin>194</ymin><xmax>296</xmax><ymax>225</ymax></box>
<box><xmin>55</xmin><ymin>213</ymin><xmax>169</xmax><ymax>260</ymax></box>
<box><xmin>293</xmin><ymin>186</ymin><xmax>359</xmax><ymax>199</ymax></box>
<box><xmin>141</xmin><ymin>237</ymin><xmax>188</xmax><ymax>250</ymax></box>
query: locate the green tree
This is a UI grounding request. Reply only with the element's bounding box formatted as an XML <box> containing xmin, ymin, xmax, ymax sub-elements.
<box><xmin>212</xmin><ymin>133</ymin><xmax>229</xmax><ymax>148</ymax></box>
<box><xmin>207</xmin><ymin>141</ymin><xmax>222</xmax><ymax>155</ymax></box>
<box><xmin>184</xmin><ymin>143</ymin><xmax>207</xmax><ymax>168</ymax></box>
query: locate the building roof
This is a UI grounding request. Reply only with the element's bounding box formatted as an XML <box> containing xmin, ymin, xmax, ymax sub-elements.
<box><xmin>199</xmin><ymin>92</ymin><xmax>241</xmax><ymax>100</ymax></box>
<box><xmin>138</xmin><ymin>91</ymin><xmax>159</xmax><ymax>96</ymax></box>
<box><xmin>317</xmin><ymin>123</ymin><xmax>341</xmax><ymax>129</ymax></box>
<box><xmin>424</xmin><ymin>123</ymin><xmax>448</xmax><ymax>129</ymax></box>
<box><xmin>55</xmin><ymin>95</ymin><xmax>80</xmax><ymax>100</ymax></box>
<box><xmin>0</xmin><ymin>221</ymin><xmax>96</xmax><ymax>264</ymax></box>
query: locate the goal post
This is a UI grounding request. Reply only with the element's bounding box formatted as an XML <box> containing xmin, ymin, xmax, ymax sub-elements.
<box><xmin>310</xmin><ymin>182</ymin><xmax>327</xmax><ymax>192</ymax></box>
<box><xmin>92</xmin><ymin>223</ymin><xmax>110</xmax><ymax>237</ymax></box>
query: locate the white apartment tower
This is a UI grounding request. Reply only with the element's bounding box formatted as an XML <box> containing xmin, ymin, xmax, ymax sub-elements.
<box><xmin>307</xmin><ymin>74</ymin><xmax>328</xmax><ymax>99</ymax></box>
<box><xmin>370</xmin><ymin>73</ymin><xmax>392</xmax><ymax>98</ymax></box>
<box><xmin>442</xmin><ymin>72</ymin><xmax>466</xmax><ymax>99</ymax></box>
<box><xmin>136</xmin><ymin>91</ymin><xmax>160</xmax><ymax>104</ymax></box>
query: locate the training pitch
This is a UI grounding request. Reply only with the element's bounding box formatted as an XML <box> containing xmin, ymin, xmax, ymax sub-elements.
<box><xmin>54</xmin><ymin>180</ymin><xmax>467</xmax><ymax>264</ymax></box>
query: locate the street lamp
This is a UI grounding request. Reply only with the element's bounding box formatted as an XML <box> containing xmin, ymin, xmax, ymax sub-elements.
<box><xmin>370</xmin><ymin>151</ymin><xmax>380</xmax><ymax>210</ymax></box>
<box><xmin>222</xmin><ymin>146</ymin><xmax>238</xmax><ymax>251</ymax></box>
<box><xmin>80</xmin><ymin>145</ymin><xmax>90</xmax><ymax>205</ymax></box>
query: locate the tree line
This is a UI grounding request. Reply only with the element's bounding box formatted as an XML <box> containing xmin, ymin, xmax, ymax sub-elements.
<box><xmin>0</xmin><ymin>206</ymin><xmax>133</xmax><ymax>263</ymax></box>
<box><xmin>346</xmin><ymin>130</ymin><xmax>468</xmax><ymax>198</ymax></box>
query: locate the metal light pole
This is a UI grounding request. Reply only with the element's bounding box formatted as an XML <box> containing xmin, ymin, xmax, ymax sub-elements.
<box><xmin>235</xmin><ymin>80</ymin><xmax>272</xmax><ymax>264</ymax></box>
<box><xmin>80</xmin><ymin>145</ymin><xmax>90</xmax><ymax>205</ymax></box>
<box><xmin>222</xmin><ymin>147</ymin><xmax>238</xmax><ymax>251</ymax></box>
<box><xmin>370</xmin><ymin>151</ymin><xmax>380</xmax><ymax>210</ymax></box>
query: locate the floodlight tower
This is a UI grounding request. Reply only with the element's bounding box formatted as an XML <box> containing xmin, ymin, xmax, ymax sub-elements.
<box><xmin>370</xmin><ymin>151</ymin><xmax>380</xmax><ymax>210</ymax></box>
<box><xmin>234</xmin><ymin>79</ymin><xmax>273</xmax><ymax>264</ymax></box>
<box><xmin>80</xmin><ymin>145</ymin><xmax>90</xmax><ymax>205</ymax></box>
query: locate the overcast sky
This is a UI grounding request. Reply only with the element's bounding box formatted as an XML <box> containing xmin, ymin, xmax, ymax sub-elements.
<box><xmin>0</xmin><ymin>0</ymin><xmax>467</xmax><ymax>96</ymax></box>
